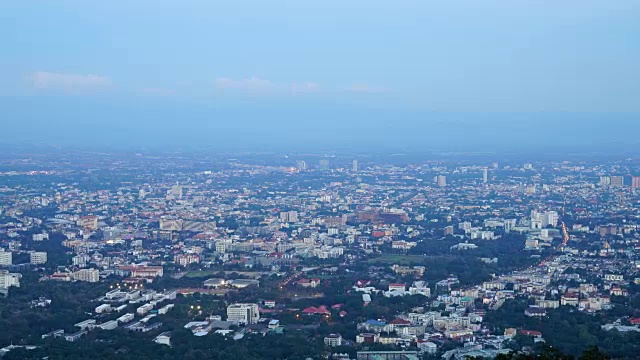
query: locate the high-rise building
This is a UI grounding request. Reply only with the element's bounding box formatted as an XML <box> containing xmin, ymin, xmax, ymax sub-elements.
<box><xmin>227</xmin><ymin>303</ymin><xmax>260</xmax><ymax>324</ymax></box>
<box><xmin>0</xmin><ymin>251</ymin><xmax>12</xmax><ymax>266</ymax></box>
<box><xmin>174</xmin><ymin>254</ymin><xmax>201</xmax><ymax>267</ymax></box>
<box><xmin>436</xmin><ymin>175</ymin><xmax>447</xmax><ymax>187</ymax></box>
<box><xmin>610</xmin><ymin>176</ymin><xmax>624</xmax><ymax>188</ymax></box>
<box><xmin>0</xmin><ymin>270</ymin><xmax>21</xmax><ymax>289</ymax></box>
<box><xmin>171</xmin><ymin>185</ymin><xmax>183</xmax><ymax>198</ymax></box>
<box><xmin>599</xmin><ymin>176</ymin><xmax>611</xmax><ymax>186</ymax></box>
<box><xmin>319</xmin><ymin>159</ymin><xmax>330</xmax><ymax>170</ymax></box>
<box><xmin>296</xmin><ymin>160</ymin><xmax>307</xmax><ymax>171</ymax></box>
<box><xmin>72</xmin><ymin>254</ymin><xmax>90</xmax><ymax>267</ymax></box>
<box><xmin>504</xmin><ymin>219</ymin><xmax>517</xmax><ymax>233</ymax></box>
<box><xmin>73</xmin><ymin>269</ymin><xmax>100</xmax><ymax>283</ymax></box>
<box><xmin>30</xmin><ymin>251</ymin><xmax>47</xmax><ymax>265</ymax></box>
<box><xmin>78</xmin><ymin>216</ymin><xmax>98</xmax><ymax>230</ymax></box>
<box><xmin>530</xmin><ymin>210</ymin><xmax>558</xmax><ymax>229</ymax></box>
<box><xmin>632</xmin><ymin>176</ymin><xmax>640</xmax><ymax>189</ymax></box>
<box><xmin>352</xmin><ymin>160</ymin><xmax>358</xmax><ymax>172</ymax></box>
<box><xmin>279</xmin><ymin>211</ymin><xmax>298</xmax><ymax>223</ymax></box>
<box><xmin>482</xmin><ymin>168</ymin><xmax>488</xmax><ymax>183</ymax></box>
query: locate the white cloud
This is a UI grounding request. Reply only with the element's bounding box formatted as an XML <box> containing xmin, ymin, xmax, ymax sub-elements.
<box><xmin>28</xmin><ymin>71</ymin><xmax>112</xmax><ymax>91</ymax></box>
<box><xmin>215</xmin><ymin>76</ymin><xmax>276</xmax><ymax>92</ymax></box>
<box><xmin>291</xmin><ymin>82</ymin><xmax>320</xmax><ymax>94</ymax></box>
<box><xmin>140</xmin><ymin>87</ymin><xmax>175</xmax><ymax>95</ymax></box>
<box><xmin>216</xmin><ymin>77</ymin><xmax>321</xmax><ymax>95</ymax></box>
<box><xmin>347</xmin><ymin>83</ymin><xmax>387</xmax><ymax>93</ymax></box>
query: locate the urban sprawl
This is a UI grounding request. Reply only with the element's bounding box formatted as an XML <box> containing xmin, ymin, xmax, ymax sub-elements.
<box><xmin>1</xmin><ymin>152</ymin><xmax>639</xmax><ymax>359</ymax></box>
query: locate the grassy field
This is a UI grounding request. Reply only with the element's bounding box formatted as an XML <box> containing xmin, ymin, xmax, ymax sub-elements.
<box><xmin>184</xmin><ymin>270</ymin><xmax>264</xmax><ymax>279</ymax></box>
<box><xmin>366</xmin><ymin>254</ymin><xmax>429</xmax><ymax>266</ymax></box>
<box><xmin>183</xmin><ymin>270</ymin><xmax>219</xmax><ymax>278</ymax></box>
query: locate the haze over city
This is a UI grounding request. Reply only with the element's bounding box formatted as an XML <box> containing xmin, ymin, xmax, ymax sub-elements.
<box><xmin>2</xmin><ymin>1</ymin><xmax>639</xmax><ymax>152</ymax></box>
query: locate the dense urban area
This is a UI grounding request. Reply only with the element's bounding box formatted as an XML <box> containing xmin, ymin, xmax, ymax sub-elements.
<box><xmin>1</xmin><ymin>150</ymin><xmax>639</xmax><ymax>360</ymax></box>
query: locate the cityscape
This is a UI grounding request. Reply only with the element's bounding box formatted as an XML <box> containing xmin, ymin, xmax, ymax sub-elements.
<box><xmin>3</xmin><ymin>1</ymin><xmax>640</xmax><ymax>359</ymax></box>
<box><xmin>0</xmin><ymin>151</ymin><xmax>639</xmax><ymax>359</ymax></box>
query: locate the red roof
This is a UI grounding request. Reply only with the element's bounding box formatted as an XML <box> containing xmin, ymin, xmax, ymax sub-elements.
<box><xmin>331</xmin><ymin>304</ymin><xmax>343</xmax><ymax>309</ymax></box>
<box><xmin>629</xmin><ymin>318</ymin><xmax>640</xmax><ymax>325</ymax></box>
<box><xmin>520</xmin><ymin>330</ymin><xmax>543</xmax><ymax>337</ymax></box>
<box><xmin>389</xmin><ymin>283</ymin><xmax>405</xmax><ymax>287</ymax></box>
<box><xmin>302</xmin><ymin>306</ymin><xmax>330</xmax><ymax>315</ymax></box>
<box><xmin>389</xmin><ymin>318</ymin><xmax>411</xmax><ymax>325</ymax></box>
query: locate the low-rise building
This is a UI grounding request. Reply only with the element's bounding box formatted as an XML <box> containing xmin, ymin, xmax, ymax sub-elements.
<box><xmin>324</xmin><ymin>334</ymin><xmax>342</xmax><ymax>347</ymax></box>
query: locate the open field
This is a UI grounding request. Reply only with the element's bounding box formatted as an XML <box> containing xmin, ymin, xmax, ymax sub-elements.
<box><xmin>184</xmin><ymin>270</ymin><xmax>264</xmax><ymax>279</ymax></box>
<box><xmin>365</xmin><ymin>254</ymin><xmax>429</xmax><ymax>266</ymax></box>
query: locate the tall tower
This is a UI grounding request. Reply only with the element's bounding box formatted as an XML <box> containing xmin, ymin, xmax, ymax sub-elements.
<box><xmin>352</xmin><ymin>160</ymin><xmax>358</xmax><ymax>172</ymax></box>
<box><xmin>482</xmin><ymin>168</ymin><xmax>488</xmax><ymax>184</ymax></box>
<box><xmin>296</xmin><ymin>160</ymin><xmax>307</xmax><ymax>171</ymax></box>
<box><xmin>437</xmin><ymin>175</ymin><xmax>447</xmax><ymax>187</ymax></box>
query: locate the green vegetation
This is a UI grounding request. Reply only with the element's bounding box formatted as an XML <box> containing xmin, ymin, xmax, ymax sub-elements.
<box><xmin>485</xmin><ymin>299</ymin><xmax>640</xmax><ymax>358</ymax></box>
<box><xmin>366</xmin><ymin>254</ymin><xmax>428</xmax><ymax>266</ymax></box>
<box><xmin>183</xmin><ymin>270</ymin><xmax>220</xmax><ymax>278</ymax></box>
<box><xmin>0</xmin><ymin>273</ymin><xmax>111</xmax><ymax>345</ymax></box>
<box><xmin>3</xmin><ymin>330</ymin><xmax>326</xmax><ymax>360</ymax></box>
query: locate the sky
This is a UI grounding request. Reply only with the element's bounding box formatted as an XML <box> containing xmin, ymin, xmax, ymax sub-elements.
<box><xmin>1</xmin><ymin>0</ymin><xmax>639</xmax><ymax>153</ymax></box>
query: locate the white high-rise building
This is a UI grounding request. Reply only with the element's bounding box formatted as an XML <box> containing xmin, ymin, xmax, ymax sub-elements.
<box><xmin>545</xmin><ymin>211</ymin><xmax>559</xmax><ymax>228</ymax></box>
<box><xmin>458</xmin><ymin>222</ymin><xmax>472</xmax><ymax>233</ymax></box>
<box><xmin>482</xmin><ymin>168</ymin><xmax>488</xmax><ymax>183</ymax></box>
<box><xmin>0</xmin><ymin>251</ymin><xmax>12</xmax><ymax>266</ymax></box>
<box><xmin>436</xmin><ymin>175</ymin><xmax>447</xmax><ymax>187</ymax></box>
<box><xmin>227</xmin><ymin>303</ymin><xmax>260</xmax><ymax>324</ymax></box>
<box><xmin>171</xmin><ymin>185</ymin><xmax>183</xmax><ymax>199</ymax></box>
<box><xmin>73</xmin><ymin>254</ymin><xmax>90</xmax><ymax>267</ymax></box>
<box><xmin>531</xmin><ymin>210</ymin><xmax>559</xmax><ymax>229</ymax></box>
<box><xmin>610</xmin><ymin>176</ymin><xmax>624</xmax><ymax>188</ymax></box>
<box><xmin>279</xmin><ymin>211</ymin><xmax>298</xmax><ymax>223</ymax></box>
<box><xmin>599</xmin><ymin>176</ymin><xmax>611</xmax><ymax>186</ymax></box>
<box><xmin>352</xmin><ymin>160</ymin><xmax>358</xmax><ymax>172</ymax></box>
<box><xmin>30</xmin><ymin>252</ymin><xmax>47</xmax><ymax>265</ymax></box>
<box><xmin>296</xmin><ymin>160</ymin><xmax>307</xmax><ymax>171</ymax></box>
<box><xmin>0</xmin><ymin>270</ymin><xmax>21</xmax><ymax>289</ymax></box>
<box><xmin>73</xmin><ymin>269</ymin><xmax>100</xmax><ymax>283</ymax></box>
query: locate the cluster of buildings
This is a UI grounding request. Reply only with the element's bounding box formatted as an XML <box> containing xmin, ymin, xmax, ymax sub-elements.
<box><xmin>1</xmin><ymin>153</ymin><xmax>639</xmax><ymax>357</ymax></box>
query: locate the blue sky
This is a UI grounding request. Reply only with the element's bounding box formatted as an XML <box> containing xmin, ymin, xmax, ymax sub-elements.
<box><xmin>1</xmin><ymin>1</ymin><xmax>639</xmax><ymax>151</ymax></box>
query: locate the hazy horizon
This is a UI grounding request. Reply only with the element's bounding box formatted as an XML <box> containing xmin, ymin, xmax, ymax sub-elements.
<box><xmin>2</xmin><ymin>1</ymin><xmax>639</xmax><ymax>153</ymax></box>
